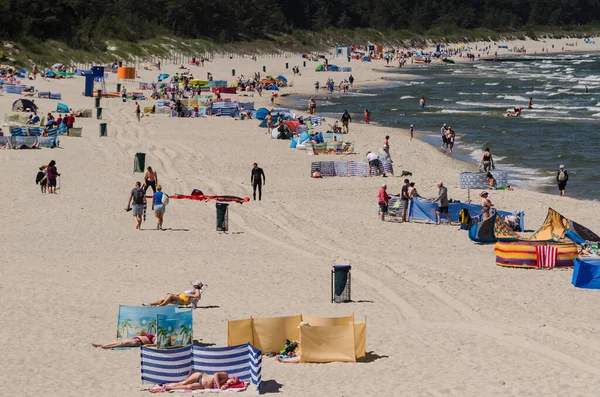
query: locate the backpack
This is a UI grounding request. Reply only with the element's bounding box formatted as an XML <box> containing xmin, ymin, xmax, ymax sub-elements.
<box><xmin>558</xmin><ymin>170</ymin><xmax>566</xmax><ymax>181</ymax></box>
<box><xmin>133</xmin><ymin>189</ymin><xmax>145</xmax><ymax>205</ymax></box>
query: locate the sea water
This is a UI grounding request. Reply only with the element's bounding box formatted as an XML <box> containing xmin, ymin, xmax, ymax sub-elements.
<box><xmin>290</xmin><ymin>53</ymin><xmax>600</xmax><ymax>200</ymax></box>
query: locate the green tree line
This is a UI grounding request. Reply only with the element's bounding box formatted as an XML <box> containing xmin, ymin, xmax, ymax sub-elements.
<box><xmin>0</xmin><ymin>0</ymin><xmax>598</xmax><ymax>49</ymax></box>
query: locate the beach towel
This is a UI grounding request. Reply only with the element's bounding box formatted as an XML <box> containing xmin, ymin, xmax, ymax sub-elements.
<box><xmin>536</xmin><ymin>245</ymin><xmax>558</xmax><ymax>269</ymax></box>
<box><xmin>149</xmin><ymin>381</ymin><xmax>248</xmax><ymax>393</ymax></box>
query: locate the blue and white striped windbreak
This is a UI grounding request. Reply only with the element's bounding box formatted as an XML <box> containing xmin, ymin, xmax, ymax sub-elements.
<box><xmin>141</xmin><ymin>343</ymin><xmax>262</xmax><ymax>391</ymax></box>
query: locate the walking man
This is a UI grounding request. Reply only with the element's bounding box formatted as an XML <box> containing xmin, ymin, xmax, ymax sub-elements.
<box><xmin>127</xmin><ymin>181</ymin><xmax>146</xmax><ymax>230</ymax></box>
<box><xmin>557</xmin><ymin>164</ymin><xmax>569</xmax><ymax>196</ymax></box>
<box><xmin>251</xmin><ymin>163</ymin><xmax>266</xmax><ymax>201</ymax></box>
<box><xmin>341</xmin><ymin>110</ymin><xmax>351</xmax><ymax>133</ymax></box>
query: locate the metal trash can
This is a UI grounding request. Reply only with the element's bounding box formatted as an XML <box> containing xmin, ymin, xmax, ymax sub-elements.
<box><xmin>134</xmin><ymin>152</ymin><xmax>146</xmax><ymax>173</ymax></box>
<box><xmin>96</xmin><ymin>107</ymin><xmax>102</xmax><ymax>119</ymax></box>
<box><xmin>331</xmin><ymin>265</ymin><xmax>351</xmax><ymax>303</ymax></box>
<box><xmin>95</xmin><ymin>97</ymin><xmax>101</xmax><ymax>108</ymax></box>
<box><xmin>285</xmin><ymin>62</ymin><xmax>289</xmax><ymax>69</ymax></box>
<box><xmin>116</xmin><ymin>83</ymin><xmax>121</xmax><ymax>92</ymax></box>
<box><xmin>97</xmin><ymin>89</ymin><xmax>102</xmax><ymax>99</ymax></box>
<box><xmin>99</xmin><ymin>123</ymin><xmax>107</xmax><ymax>137</ymax></box>
<box><xmin>216</xmin><ymin>202</ymin><xmax>229</xmax><ymax>232</ymax></box>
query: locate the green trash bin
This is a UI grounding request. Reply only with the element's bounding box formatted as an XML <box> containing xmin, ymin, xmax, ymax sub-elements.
<box><xmin>97</xmin><ymin>89</ymin><xmax>102</xmax><ymax>98</ymax></box>
<box><xmin>216</xmin><ymin>202</ymin><xmax>229</xmax><ymax>232</ymax></box>
<box><xmin>99</xmin><ymin>123</ymin><xmax>107</xmax><ymax>137</ymax></box>
<box><xmin>116</xmin><ymin>83</ymin><xmax>121</xmax><ymax>93</ymax></box>
<box><xmin>134</xmin><ymin>152</ymin><xmax>146</xmax><ymax>173</ymax></box>
<box><xmin>96</xmin><ymin>107</ymin><xmax>102</xmax><ymax>120</ymax></box>
<box><xmin>95</xmin><ymin>97</ymin><xmax>101</xmax><ymax>108</ymax></box>
<box><xmin>331</xmin><ymin>265</ymin><xmax>351</xmax><ymax>303</ymax></box>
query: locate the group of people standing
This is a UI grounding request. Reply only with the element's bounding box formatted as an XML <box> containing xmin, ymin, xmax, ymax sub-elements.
<box><xmin>440</xmin><ymin>123</ymin><xmax>455</xmax><ymax>153</ymax></box>
<box><xmin>126</xmin><ymin>166</ymin><xmax>166</xmax><ymax>230</ymax></box>
<box><xmin>35</xmin><ymin>160</ymin><xmax>60</xmax><ymax>194</ymax></box>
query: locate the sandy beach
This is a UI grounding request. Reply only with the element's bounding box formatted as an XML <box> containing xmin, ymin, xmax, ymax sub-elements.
<box><xmin>2</xmin><ymin>38</ymin><xmax>600</xmax><ymax>397</ymax></box>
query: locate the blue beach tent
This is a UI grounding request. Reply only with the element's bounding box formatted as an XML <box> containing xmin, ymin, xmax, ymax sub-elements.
<box><xmin>572</xmin><ymin>258</ymin><xmax>600</xmax><ymax>289</ymax></box>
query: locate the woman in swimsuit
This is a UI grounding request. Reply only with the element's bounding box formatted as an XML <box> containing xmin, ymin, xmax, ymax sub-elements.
<box><xmin>92</xmin><ymin>334</ymin><xmax>155</xmax><ymax>349</ymax></box>
<box><xmin>162</xmin><ymin>372</ymin><xmax>239</xmax><ymax>391</ymax></box>
<box><xmin>480</xmin><ymin>191</ymin><xmax>493</xmax><ymax>220</ymax></box>
<box><xmin>481</xmin><ymin>147</ymin><xmax>494</xmax><ymax>172</ymax></box>
<box><xmin>146</xmin><ymin>281</ymin><xmax>204</xmax><ymax>306</ymax></box>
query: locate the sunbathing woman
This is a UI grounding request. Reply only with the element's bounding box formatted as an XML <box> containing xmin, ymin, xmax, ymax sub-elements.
<box><xmin>92</xmin><ymin>334</ymin><xmax>155</xmax><ymax>349</ymax></box>
<box><xmin>146</xmin><ymin>280</ymin><xmax>204</xmax><ymax>306</ymax></box>
<box><xmin>161</xmin><ymin>372</ymin><xmax>239</xmax><ymax>391</ymax></box>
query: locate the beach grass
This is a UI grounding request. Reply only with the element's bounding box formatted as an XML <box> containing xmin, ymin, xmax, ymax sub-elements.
<box><xmin>5</xmin><ymin>25</ymin><xmax>600</xmax><ymax>68</ymax></box>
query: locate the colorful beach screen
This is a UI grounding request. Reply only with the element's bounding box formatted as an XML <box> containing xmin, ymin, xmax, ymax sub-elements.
<box><xmin>117</xmin><ymin>306</ymin><xmax>193</xmax><ymax>348</ymax></box>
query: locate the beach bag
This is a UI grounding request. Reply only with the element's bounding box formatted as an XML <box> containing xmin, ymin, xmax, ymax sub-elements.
<box><xmin>558</xmin><ymin>170</ymin><xmax>566</xmax><ymax>181</ymax></box>
<box><xmin>161</xmin><ymin>193</ymin><xmax>170</xmax><ymax>206</ymax></box>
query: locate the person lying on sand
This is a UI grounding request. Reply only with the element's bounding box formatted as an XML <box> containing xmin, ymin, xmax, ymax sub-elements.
<box><xmin>145</xmin><ymin>280</ymin><xmax>204</xmax><ymax>306</ymax></box>
<box><xmin>158</xmin><ymin>372</ymin><xmax>239</xmax><ymax>391</ymax></box>
<box><xmin>92</xmin><ymin>334</ymin><xmax>155</xmax><ymax>349</ymax></box>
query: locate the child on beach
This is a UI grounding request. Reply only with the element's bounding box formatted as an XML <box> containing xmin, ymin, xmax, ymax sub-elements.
<box><xmin>364</xmin><ymin>108</ymin><xmax>370</xmax><ymax>124</ymax></box>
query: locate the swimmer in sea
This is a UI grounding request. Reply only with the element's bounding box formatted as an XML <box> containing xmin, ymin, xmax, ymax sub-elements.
<box><xmin>514</xmin><ymin>106</ymin><xmax>522</xmax><ymax>117</ymax></box>
<box><xmin>482</xmin><ymin>90</ymin><xmax>487</xmax><ymax>95</ymax></box>
<box><xmin>419</xmin><ymin>97</ymin><xmax>425</xmax><ymax>109</ymax></box>
<box><xmin>528</xmin><ymin>97</ymin><xmax>533</xmax><ymax>109</ymax></box>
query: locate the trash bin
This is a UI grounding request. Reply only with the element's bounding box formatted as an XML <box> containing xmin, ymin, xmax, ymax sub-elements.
<box><xmin>331</xmin><ymin>265</ymin><xmax>351</xmax><ymax>303</ymax></box>
<box><xmin>116</xmin><ymin>83</ymin><xmax>121</xmax><ymax>92</ymax></box>
<box><xmin>216</xmin><ymin>202</ymin><xmax>229</xmax><ymax>232</ymax></box>
<box><xmin>285</xmin><ymin>62</ymin><xmax>289</xmax><ymax>69</ymax></box>
<box><xmin>94</xmin><ymin>97</ymin><xmax>101</xmax><ymax>108</ymax></box>
<box><xmin>232</xmin><ymin>69</ymin><xmax>235</xmax><ymax>76</ymax></box>
<box><xmin>96</xmin><ymin>107</ymin><xmax>102</xmax><ymax>119</ymax></box>
<box><xmin>97</xmin><ymin>89</ymin><xmax>102</xmax><ymax>99</ymax></box>
<box><xmin>303</xmin><ymin>61</ymin><xmax>306</xmax><ymax>67</ymax></box>
<box><xmin>99</xmin><ymin>123</ymin><xmax>107</xmax><ymax>137</ymax></box>
<box><xmin>134</xmin><ymin>152</ymin><xmax>146</xmax><ymax>173</ymax></box>
<box><xmin>262</xmin><ymin>66</ymin><xmax>266</xmax><ymax>72</ymax></box>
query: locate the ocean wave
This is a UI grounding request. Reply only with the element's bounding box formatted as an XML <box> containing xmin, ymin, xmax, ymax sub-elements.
<box><xmin>440</xmin><ymin>109</ymin><xmax>490</xmax><ymax>115</ymax></box>
<box><xmin>437</xmin><ymin>82</ymin><xmax>451</xmax><ymax>85</ymax></box>
<box><xmin>400</xmin><ymin>95</ymin><xmax>415</xmax><ymax>99</ymax></box>
<box><xmin>496</xmin><ymin>95</ymin><xmax>528</xmax><ymax>101</ymax></box>
<box><xmin>456</xmin><ymin>101</ymin><xmax>517</xmax><ymax>108</ymax></box>
<box><xmin>485</xmin><ymin>82</ymin><xmax>499</xmax><ymax>86</ymax></box>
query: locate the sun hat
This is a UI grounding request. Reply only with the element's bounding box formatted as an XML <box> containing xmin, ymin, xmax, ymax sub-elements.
<box><xmin>559</xmin><ymin>164</ymin><xmax>565</xmax><ymax>169</ymax></box>
<box><xmin>480</xmin><ymin>191</ymin><xmax>489</xmax><ymax>197</ymax></box>
<box><xmin>190</xmin><ymin>280</ymin><xmax>203</xmax><ymax>287</ymax></box>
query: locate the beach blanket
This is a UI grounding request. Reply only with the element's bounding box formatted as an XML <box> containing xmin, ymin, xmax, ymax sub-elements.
<box><xmin>150</xmin><ymin>194</ymin><xmax>249</xmax><ymax>203</ymax></box>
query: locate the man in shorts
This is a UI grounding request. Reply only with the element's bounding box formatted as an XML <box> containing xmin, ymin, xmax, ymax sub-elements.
<box><xmin>400</xmin><ymin>179</ymin><xmax>410</xmax><ymax>222</ymax></box>
<box><xmin>432</xmin><ymin>182</ymin><xmax>450</xmax><ymax>225</ymax></box>
<box><xmin>366</xmin><ymin>151</ymin><xmax>380</xmax><ymax>176</ymax></box>
<box><xmin>378</xmin><ymin>184</ymin><xmax>389</xmax><ymax>221</ymax></box>
<box><xmin>127</xmin><ymin>181</ymin><xmax>146</xmax><ymax>230</ymax></box>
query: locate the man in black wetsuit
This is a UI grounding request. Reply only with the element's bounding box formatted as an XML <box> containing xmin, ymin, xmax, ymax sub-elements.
<box><xmin>251</xmin><ymin>163</ymin><xmax>266</xmax><ymax>201</ymax></box>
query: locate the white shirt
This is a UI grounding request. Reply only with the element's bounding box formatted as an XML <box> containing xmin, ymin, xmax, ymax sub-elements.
<box><xmin>367</xmin><ymin>153</ymin><xmax>378</xmax><ymax>162</ymax></box>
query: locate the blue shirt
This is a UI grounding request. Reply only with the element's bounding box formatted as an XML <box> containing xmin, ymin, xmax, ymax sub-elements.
<box><xmin>153</xmin><ymin>191</ymin><xmax>164</xmax><ymax>205</ymax></box>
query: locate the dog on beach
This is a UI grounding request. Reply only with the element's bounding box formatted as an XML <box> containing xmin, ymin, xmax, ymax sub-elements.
<box><xmin>401</xmin><ymin>170</ymin><xmax>412</xmax><ymax>177</ymax></box>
